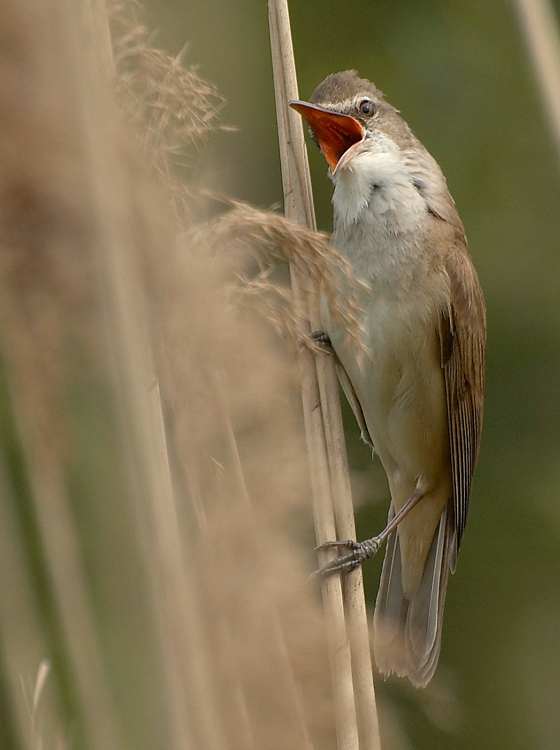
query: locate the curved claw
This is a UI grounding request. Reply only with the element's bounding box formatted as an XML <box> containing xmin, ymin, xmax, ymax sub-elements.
<box><xmin>315</xmin><ymin>539</ymin><xmax>357</xmax><ymax>553</ymax></box>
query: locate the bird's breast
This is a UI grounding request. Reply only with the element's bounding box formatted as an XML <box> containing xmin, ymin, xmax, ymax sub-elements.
<box><xmin>331</xmin><ymin>139</ymin><xmax>428</xmax><ymax>234</ymax></box>
<box><xmin>322</xmin><ymin>230</ymin><xmax>450</xmax><ymax>484</ymax></box>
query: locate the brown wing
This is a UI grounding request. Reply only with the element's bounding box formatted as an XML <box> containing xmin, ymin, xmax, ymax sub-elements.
<box><xmin>439</xmin><ymin>247</ymin><xmax>486</xmax><ymax>548</ymax></box>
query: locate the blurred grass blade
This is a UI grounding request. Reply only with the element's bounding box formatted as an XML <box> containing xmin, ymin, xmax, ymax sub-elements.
<box><xmin>514</xmin><ymin>0</ymin><xmax>560</xmax><ymax>166</ymax></box>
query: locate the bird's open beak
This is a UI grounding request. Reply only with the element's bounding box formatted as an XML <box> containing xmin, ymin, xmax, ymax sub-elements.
<box><xmin>289</xmin><ymin>100</ymin><xmax>365</xmax><ymax>171</ymax></box>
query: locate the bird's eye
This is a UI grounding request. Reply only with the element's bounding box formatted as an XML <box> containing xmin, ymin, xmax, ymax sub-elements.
<box><xmin>358</xmin><ymin>98</ymin><xmax>375</xmax><ymax>117</ymax></box>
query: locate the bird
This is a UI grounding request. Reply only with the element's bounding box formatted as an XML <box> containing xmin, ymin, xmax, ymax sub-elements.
<box><xmin>290</xmin><ymin>71</ymin><xmax>486</xmax><ymax>687</ymax></box>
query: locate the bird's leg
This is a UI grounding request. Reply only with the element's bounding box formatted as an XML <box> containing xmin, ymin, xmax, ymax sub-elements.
<box><xmin>314</xmin><ymin>488</ymin><xmax>426</xmax><ymax>577</ymax></box>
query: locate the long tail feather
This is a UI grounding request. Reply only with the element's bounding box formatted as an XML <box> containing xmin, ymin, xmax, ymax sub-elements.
<box><xmin>373</xmin><ymin>504</ymin><xmax>453</xmax><ymax>687</ymax></box>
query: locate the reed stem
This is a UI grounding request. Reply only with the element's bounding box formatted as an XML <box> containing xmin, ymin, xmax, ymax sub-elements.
<box><xmin>268</xmin><ymin>2</ymin><xmax>381</xmax><ymax>747</ymax></box>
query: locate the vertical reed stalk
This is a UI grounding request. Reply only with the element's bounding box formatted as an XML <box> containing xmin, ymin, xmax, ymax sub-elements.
<box><xmin>81</xmin><ymin>3</ymin><xmax>227</xmax><ymax>749</ymax></box>
<box><xmin>513</xmin><ymin>0</ymin><xmax>560</xmax><ymax>167</ymax></box>
<box><xmin>268</xmin><ymin>1</ymin><xmax>380</xmax><ymax>748</ymax></box>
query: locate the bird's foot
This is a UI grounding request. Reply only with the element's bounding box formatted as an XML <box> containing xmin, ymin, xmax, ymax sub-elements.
<box><xmin>300</xmin><ymin>330</ymin><xmax>334</xmax><ymax>354</ymax></box>
<box><xmin>313</xmin><ymin>537</ymin><xmax>381</xmax><ymax>578</ymax></box>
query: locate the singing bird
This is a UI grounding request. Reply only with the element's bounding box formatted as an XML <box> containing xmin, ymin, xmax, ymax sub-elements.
<box><xmin>291</xmin><ymin>71</ymin><xmax>485</xmax><ymax>687</ymax></box>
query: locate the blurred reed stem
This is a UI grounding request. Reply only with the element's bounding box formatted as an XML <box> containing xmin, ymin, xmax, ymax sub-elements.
<box><xmin>513</xmin><ymin>0</ymin><xmax>560</xmax><ymax>167</ymax></box>
<box><xmin>84</xmin><ymin>3</ymin><xmax>229</xmax><ymax>748</ymax></box>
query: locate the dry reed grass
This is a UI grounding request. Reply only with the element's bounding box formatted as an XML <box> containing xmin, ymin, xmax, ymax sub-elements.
<box><xmin>197</xmin><ymin>202</ymin><xmax>368</xmax><ymax>354</ymax></box>
<box><xmin>109</xmin><ymin>0</ymin><xmax>226</xmax><ymax>222</ymax></box>
<box><xmin>0</xmin><ymin>0</ymin><xmax>472</xmax><ymax>746</ymax></box>
<box><xmin>268</xmin><ymin>4</ymin><xmax>380</xmax><ymax>748</ymax></box>
<box><xmin>0</xmin><ymin>0</ymin><xmax>376</xmax><ymax>749</ymax></box>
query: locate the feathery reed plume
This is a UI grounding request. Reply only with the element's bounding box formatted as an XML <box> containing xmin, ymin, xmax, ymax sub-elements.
<box><xmin>197</xmin><ymin>202</ymin><xmax>368</xmax><ymax>354</ymax></box>
<box><xmin>110</xmin><ymin>0</ymin><xmax>224</xmax><ymax>147</ymax></box>
<box><xmin>110</xmin><ymin>0</ymin><xmax>225</xmax><ymax>222</ymax></box>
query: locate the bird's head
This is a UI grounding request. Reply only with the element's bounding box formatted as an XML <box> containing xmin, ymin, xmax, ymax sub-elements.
<box><xmin>290</xmin><ymin>71</ymin><xmax>408</xmax><ymax>176</ymax></box>
<box><xmin>290</xmin><ymin>71</ymin><xmax>455</xmax><ymax>231</ymax></box>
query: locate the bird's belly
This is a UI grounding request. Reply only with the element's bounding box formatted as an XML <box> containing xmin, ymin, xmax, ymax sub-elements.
<box><xmin>324</xmin><ymin>293</ymin><xmax>449</xmax><ymax>488</ymax></box>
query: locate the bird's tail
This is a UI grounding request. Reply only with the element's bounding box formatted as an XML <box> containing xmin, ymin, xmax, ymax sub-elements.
<box><xmin>373</xmin><ymin>503</ymin><xmax>454</xmax><ymax>687</ymax></box>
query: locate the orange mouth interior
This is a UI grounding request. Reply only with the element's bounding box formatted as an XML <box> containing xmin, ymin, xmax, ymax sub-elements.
<box><xmin>290</xmin><ymin>101</ymin><xmax>365</xmax><ymax>170</ymax></box>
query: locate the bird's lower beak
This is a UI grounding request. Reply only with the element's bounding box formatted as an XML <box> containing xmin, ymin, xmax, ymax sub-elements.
<box><xmin>290</xmin><ymin>101</ymin><xmax>365</xmax><ymax>171</ymax></box>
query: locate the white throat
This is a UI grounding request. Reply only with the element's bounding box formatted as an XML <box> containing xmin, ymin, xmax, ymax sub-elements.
<box><xmin>331</xmin><ymin>132</ymin><xmax>426</xmax><ymax>235</ymax></box>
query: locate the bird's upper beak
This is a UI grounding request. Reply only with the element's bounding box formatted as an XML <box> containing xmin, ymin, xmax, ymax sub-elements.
<box><xmin>289</xmin><ymin>100</ymin><xmax>365</xmax><ymax>172</ymax></box>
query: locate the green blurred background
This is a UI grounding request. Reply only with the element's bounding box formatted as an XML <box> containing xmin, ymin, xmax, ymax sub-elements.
<box><xmin>142</xmin><ymin>0</ymin><xmax>560</xmax><ymax>747</ymax></box>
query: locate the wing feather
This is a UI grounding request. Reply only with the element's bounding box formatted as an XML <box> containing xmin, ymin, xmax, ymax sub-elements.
<box><xmin>439</xmin><ymin>247</ymin><xmax>486</xmax><ymax>547</ymax></box>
